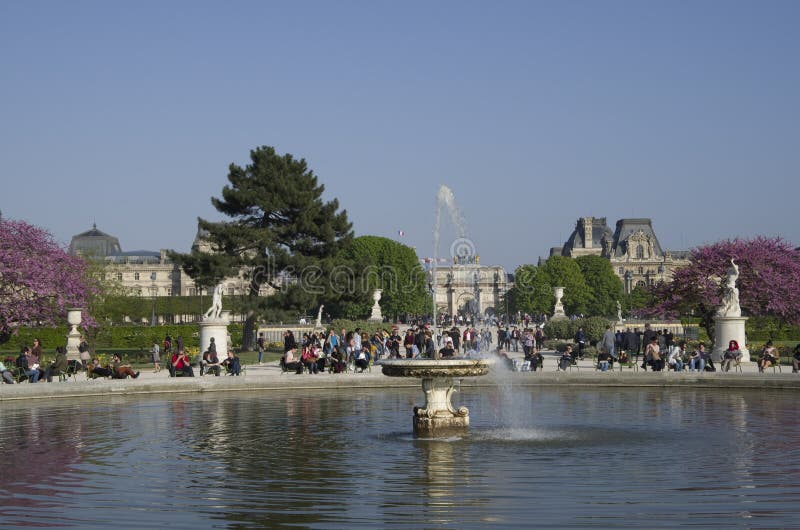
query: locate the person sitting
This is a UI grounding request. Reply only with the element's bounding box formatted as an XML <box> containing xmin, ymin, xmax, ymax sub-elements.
<box><xmin>110</xmin><ymin>354</ymin><xmax>140</xmax><ymax>379</ymax></box>
<box><xmin>758</xmin><ymin>341</ymin><xmax>779</xmax><ymax>372</ymax></box>
<box><xmin>596</xmin><ymin>350</ymin><xmax>611</xmax><ymax>372</ymax></box>
<box><xmin>721</xmin><ymin>340</ymin><xmax>743</xmax><ymax>372</ymax></box>
<box><xmin>88</xmin><ymin>357</ymin><xmax>114</xmax><ymax>378</ymax></box>
<box><xmin>0</xmin><ymin>359</ymin><xmax>15</xmax><ymax>384</ymax></box>
<box><xmin>200</xmin><ymin>350</ymin><xmax>221</xmax><ymax>376</ymax></box>
<box><xmin>558</xmin><ymin>346</ymin><xmax>574</xmax><ymax>371</ymax></box>
<box><xmin>793</xmin><ymin>344</ymin><xmax>800</xmax><ymax>374</ymax></box>
<box><xmin>689</xmin><ymin>343</ymin><xmax>707</xmax><ymax>372</ymax></box>
<box><xmin>44</xmin><ymin>346</ymin><xmax>69</xmax><ymax>382</ymax></box>
<box><xmin>439</xmin><ymin>339</ymin><xmax>455</xmax><ymax>359</ymax></box>
<box><xmin>282</xmin><ymin>348</ymin><xmax>303</xmax><ymax>374</ymax></box>
<box><xmin>645</xmin><ymin>336</ymin><xmax>663</xmax><ymax>371</ymax></box>
<box><xmin>354</xmin><ymin>345</ymin><xmax>370</xmax><ymax>372</ymax></box>
<box><xmin>300</xmin><ymin>345</ymin><xmax>320</xmax><ymax>374</ymax></box>
<box><xmin>19</xmin><ymin>346</ymin><xmax>43</xmax><ymax>383</ymax></box>
<box><xmin>328</xmin><ymin>347</ymin><xmax>347</xmax><ymax>373</ymax></box>
<box><xmin>221</xmin><ymin>350</ymin><xmax>241</xmax><ymax>376</ymax></box>
<box><xmin>527</xmin><ymin>350</ymin><xmax>544</xmax><ymax>371</ymax></box>
<box><xmin>667</xmin><ymin>341</ymin><xmax>686</xmax><ymax>372</ymax></box>
<box><xmin>169</xmin><ymin>350</ymin><xmax>194</xmax><ymax>377</ymax></box>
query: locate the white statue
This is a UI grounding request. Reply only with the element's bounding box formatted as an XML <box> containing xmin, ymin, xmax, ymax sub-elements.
<box><xmin>315</xmin><ymin>304</ymin><xmax>324</xmax><ymax>328</ymax></box>
<box><xmin>716</xmin><ymin>259</ymin><xmax>741</xmax><ymax>317</ymax></box>
<box><xmin>204</xmin><ymin>283</ymin><xmax>224</xmax><ymax>320</ymax></box>
<box><xmin>616</xmin><ymin>300</ymin><xmax>623</xmax><ymax>323</ymax></box>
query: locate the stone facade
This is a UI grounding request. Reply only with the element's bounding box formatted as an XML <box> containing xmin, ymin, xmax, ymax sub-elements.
<box><xmin>428</xmin><ymin>257</ymin><xmax>508</xmax><ymax>318</ymax></box>
<box><xmin>550</xmin><ymin>217</ymin><xmax>690</xmax><ymax>293</ymax></box>
<box><xmin>68</xmin><ymin>224</ymin><xmax>273</xmax><ymax>298</ymax></box>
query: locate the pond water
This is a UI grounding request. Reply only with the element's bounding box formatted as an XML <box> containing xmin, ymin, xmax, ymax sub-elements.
<box><xmin>0</xmin><ymin>386</ymin><xmax>798</xmax><ymax>528</ymax></box>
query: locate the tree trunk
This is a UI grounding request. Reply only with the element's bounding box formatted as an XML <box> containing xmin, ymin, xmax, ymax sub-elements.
<box><xmin>242</xmin><ymin>312</ymin><xmax>255</xmax><ymax>351</ymax></box>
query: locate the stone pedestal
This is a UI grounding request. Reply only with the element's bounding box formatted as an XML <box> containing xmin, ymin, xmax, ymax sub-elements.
<box><xmin>65</xmin><ymin>308</ymin><xmax>83</xmax><ymax>361</ymax></box>
<box><xmin>200</xmin><ymin>313</ymin><xmax>230</xmax><ymax>358</ymax></box>
<box><xmin>712</xmin><ymin>316</ymin><xmax>750</xmax><ymax>362</ymax></box>
<box><xmin>413</xmin><ymin>377</ymin><xmax>469</xmax><ymax>436</ymax></box>
<box><xmin>552</xmin><ymin>286</ymin><xmax>567</xmax><ymax>320</ymax></box>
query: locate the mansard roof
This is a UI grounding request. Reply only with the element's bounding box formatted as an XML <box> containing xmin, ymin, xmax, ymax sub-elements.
<box><xmin>610</xmin><ymin>218</ymin><xmax>664</xmax><ymax>258</ymax></box>
<box><xmin>563</xmin><ymin>217</ymin><xmax>614</xmax><ymax>251</ymax></box>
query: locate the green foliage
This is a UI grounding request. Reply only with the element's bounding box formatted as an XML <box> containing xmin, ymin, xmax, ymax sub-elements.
<box><xmin>505</xmin><ymin>257</ymin><xmax>592</xmax><ymax>317</ymax></box>
<box><xmin>4</xmin><ymin>324</ymin><xmax>244</xmax><ymax>353</ymax></box>
<box><xmin>746</xmin><ymin>316</ymin><xmax>800</xmax><ymax>341</ymax></box>
<box><xmin>541</xmin><ymin>317</ymin><xmax>611</xmax><ymax>342</ymax></box>
<box><xmin>170</xmin><ymin>146</ymin><xmax>355</xmax><ymax>349</ymax></box>
<box><xmin>575</xmin><ymin>255</ymin><xmax>624</xmax><ymax>317</ymax></box>
<box><xmin>339</xmin><ymin>236</ymin><xmax>431</xmax><ymax>319</ymax></box>
<box><xmin>625</xmin><ymin>284</ymin><xmax>654</xmax><ymax>312</ymax></box>
<box><xmin>329</xmin><ymin>319</ymin><xmax>397</xmax><ymax>335</ymax></box>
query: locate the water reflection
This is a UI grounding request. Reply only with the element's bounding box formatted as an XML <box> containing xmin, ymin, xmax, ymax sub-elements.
<box><xmin>0</xmin><ymin>388</ymin><xmax>798</xmax><ymax>528</ymax></box>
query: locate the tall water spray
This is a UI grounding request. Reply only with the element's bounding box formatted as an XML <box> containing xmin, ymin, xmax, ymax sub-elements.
<box><xmin>433</xmin><ymin>185</ymin><xmax>468</xmax><ymax>326</ymax></box>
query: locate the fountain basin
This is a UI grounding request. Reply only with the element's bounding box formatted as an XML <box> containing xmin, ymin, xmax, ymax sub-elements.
<box><xmin>381</xmin><ymin>358</ymin><xmax>495</xmax><ymax>436</ymax></box>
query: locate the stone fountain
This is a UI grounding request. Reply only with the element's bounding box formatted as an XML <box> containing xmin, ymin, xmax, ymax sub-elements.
<box><xmin>381</xmin><ymin>358</ymin><xmax>494</xmax><ymax>437</ymax></box>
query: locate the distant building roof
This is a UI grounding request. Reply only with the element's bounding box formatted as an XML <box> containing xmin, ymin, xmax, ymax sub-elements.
<box><xmin>68</xmin><ymin>223</ymin><xmax>122</xmax><ymax>257</ymax></box>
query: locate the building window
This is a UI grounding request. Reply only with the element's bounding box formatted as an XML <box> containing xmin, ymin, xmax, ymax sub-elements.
<box><xmin>638</xmin><ymin>267</ymin><xmax>644</xmax><ymax>275</ymax></box>
<box><xmin>228</xmin><ymin>287</ymin><xmax>235</xmax><ymax>296</ymax></box>
<box><xmin>619</xmin><ymin>267</ymin><xmax>624</xmax><ymax>275</ymax></box>
<box><xmin>134</xmin><ymin>272</ymin><xmax>140</xmax><ymax>281</ymax></box>
<box><xmin>116</xmin><ymin>272</ymin><xmax>123</xmax><ymax>282</ymax></box>
<box><xmin>189</xmin><ymin>287</ymin><xmax>196</xmax><ymax>296</ymax></box>
<box><xmin>167</xmin><ymin>288</ymin><xmax>172</xmax><ymax>296</ymax></box>
<box><xmin>135</xmin><ymin>288</ymin><xmax>142</xmax><ymax>296</ymax></box>
<box><xmin>636</xmin><ymin>245</ymin><xmax>644</xmax><ymax>259</ymax></box>
<box><xmin>636</xmin><ymin>280</ymin><xmax>646</xmax><ymax>288</ymax></box>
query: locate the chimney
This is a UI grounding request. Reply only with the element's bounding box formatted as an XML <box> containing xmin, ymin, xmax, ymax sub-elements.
<box><xmin>583</xmin><ymin>217</ymin><xmax>593</xmax><ymax>249</ymax></box>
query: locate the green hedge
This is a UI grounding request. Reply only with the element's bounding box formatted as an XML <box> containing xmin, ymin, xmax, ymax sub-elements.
<box><xmin>3</xmin><ymin>324</ymin><xmax>244</xmax><ymax>352</ymax></box>
<box><xmin>542</xmin><ymin>317</ymin><xmax>612</xmax><ymax>343</ymax></box>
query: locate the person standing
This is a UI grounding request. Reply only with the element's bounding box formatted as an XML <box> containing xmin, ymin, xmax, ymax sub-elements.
<box><xmin>601</xmin><ymin>326</ymin><xmax>616</xmax><ymax>360</ymax></box>
<box><xmin>574</xmin><ymin>328</ymin><xmax>587</xmax><ymax>360</ymax></box>
<box><xmin>151</xmin><ymin>341</ymin><xmax>161</xmax><ymax>373</ymax></box>
<box><xmin>257</xmin><ymin>334</ymin><xmax>266</xmax><ymax>364</ymax></box>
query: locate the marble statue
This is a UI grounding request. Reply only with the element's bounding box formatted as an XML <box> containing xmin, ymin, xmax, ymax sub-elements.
<box><xmin>716</xmin><ymin>259</ymin><xmax>741</xmax><ymax>317</ymax></box>
<box><xmin>616</xmin><ymin>300</ymin><xmax>623</xmax><ymax>323</ymax></box>
<box><xmin>204</xmin><ymin>283</ymin><xmax>224</xmax><ymax>320</ymax></box>
<box><xmin>315</xmin><ymin>304</ymin><xmax>324</xmax><ymax>328</ymax></box>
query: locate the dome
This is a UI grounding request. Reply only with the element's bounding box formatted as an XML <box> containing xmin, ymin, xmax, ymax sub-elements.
<box><xmin>68</xmin><ymin>224</ymin><xmax>122</xmax><ymax>257</ymax></box>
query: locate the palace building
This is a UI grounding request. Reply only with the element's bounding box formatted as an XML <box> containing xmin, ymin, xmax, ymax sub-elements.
<box><xmin>548</xmin><ymin>217</ymin><xmax>690</xmax><ymax>293</ymax></box>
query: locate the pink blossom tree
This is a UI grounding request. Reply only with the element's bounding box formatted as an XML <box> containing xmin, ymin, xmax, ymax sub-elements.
<box><xmin>0</xmin><ymin>217</ymin><xmax>96</xmax><ymax>344</ymax></box>
<box><xmin>645</xmin><ymin>237</ymin><xmax>800</xmax><ymax>340</ymax></box>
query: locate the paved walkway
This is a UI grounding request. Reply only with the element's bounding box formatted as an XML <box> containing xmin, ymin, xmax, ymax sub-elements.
<box><xmin>0</xmin><ymin>350</ymin><xmax>797</xmax><ymax>402</ymax></box>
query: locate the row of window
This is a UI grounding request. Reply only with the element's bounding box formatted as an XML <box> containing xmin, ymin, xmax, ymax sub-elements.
<box><xmin>619</xmin><ymin>267</ymin><xmax>660</xmax><ymax>276</ymax></box>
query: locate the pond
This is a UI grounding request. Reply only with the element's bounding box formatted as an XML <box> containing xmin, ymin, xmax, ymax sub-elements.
<box><xmin>0</xmin><ymin>386</ymin><xmax>798</xmax><ymax>528</ymax></box>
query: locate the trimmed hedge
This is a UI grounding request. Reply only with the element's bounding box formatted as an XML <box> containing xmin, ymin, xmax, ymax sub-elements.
<box><xmin>542</xmin><ymin>317</ymin><xmax>612</xmax><ymax>343</ymax></box>
<box><xmin>3</xmin><ymin>324</ymin><xmax>244</xmax><ymax>352</ymax></box>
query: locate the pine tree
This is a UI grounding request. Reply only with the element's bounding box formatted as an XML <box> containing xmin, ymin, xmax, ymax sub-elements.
<box><xmin>171</xmin><ymin>146</ymin><xmax>353</xmax><ymax>349</ymax></box>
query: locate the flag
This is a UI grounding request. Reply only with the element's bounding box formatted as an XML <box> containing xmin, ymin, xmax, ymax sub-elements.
<box><xmin>397</xmin><ymin>230</ymin><xmax>405</xmax><ymax>237</ymax></box>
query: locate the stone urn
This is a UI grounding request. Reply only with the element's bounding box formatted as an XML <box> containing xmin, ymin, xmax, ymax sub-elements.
<box><xmin>65</xmin><ymin>308</ymin><xmax>83</xmax><ymax>360</ymax></box>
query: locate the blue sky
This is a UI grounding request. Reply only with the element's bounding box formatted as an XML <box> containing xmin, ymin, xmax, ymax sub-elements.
<box><xmin>1</xmin><ymin>0</ymin><xmax>798</xmax><ymax>271</ymax></box>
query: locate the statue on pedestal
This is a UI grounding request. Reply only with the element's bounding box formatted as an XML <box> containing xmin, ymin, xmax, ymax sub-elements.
<box><xmin>616</xmin><ymin>300</ymin><xmax>623</xmax><ymax>323</ymax></box>
<box><xmin>315</xmin><ymin>304</ymin><xmax>324</xmax><ymax>328</ymax></box>
<box><xmin>716</xmin><ymin>259</ymin><xmax>741</xmax><ymax>317</ymax></box>
<box><xmin>204</xmin><ymin>283</ymin><xmax>224</xmax><ymax>320</ymax></box>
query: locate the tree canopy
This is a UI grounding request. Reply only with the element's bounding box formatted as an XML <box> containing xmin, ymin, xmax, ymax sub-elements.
<box><xmin>170</xmin><ymin>146</ymin><xmax>354</xmax><ymax>347</ymax></box>
<box><xmin>575</xmin><ymin>255</ymin><xmax>624</xmax><ymax>317</ymax></box>
<box><xmin>504</xmin><ymin>256</ymin><xmax>593</xmax><ymax>317</ymax></box>
<box><xmin>0</xmin><ymin>217</ymin><xmax>96</xmax><ymax>344</ymax></box>
<box><xmin>339</xmin><ymin>236</ymin><xmax>431</xmax><ymax>319</ymax></box>
<box><xmin>645</xmin><ymin>237</ymin><xmax>800</xmax><ymax>339</ymax></box>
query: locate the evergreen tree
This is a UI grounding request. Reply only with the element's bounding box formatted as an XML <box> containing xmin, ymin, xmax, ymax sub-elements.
<box><xmin>171</xmin><ymin>146</ymin><xmax>353</xmax><ymax>349</ymax></box>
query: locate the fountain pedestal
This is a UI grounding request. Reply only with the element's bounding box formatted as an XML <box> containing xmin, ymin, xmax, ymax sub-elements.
<box><xmin>381</xmin><ymin>359</ymin><xmax>494</xmax><ymax>437</ymax></box>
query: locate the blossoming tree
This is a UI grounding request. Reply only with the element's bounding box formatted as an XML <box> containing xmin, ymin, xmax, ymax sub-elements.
<box><xmin>645</xmin><ymin>237</ymin><xmax>800</xmax><ymax>340</ymax></box>
<box><xmin>0</xmin><ymin>217</ymin><xmax>95</xmax><ymax>344</ymax></box>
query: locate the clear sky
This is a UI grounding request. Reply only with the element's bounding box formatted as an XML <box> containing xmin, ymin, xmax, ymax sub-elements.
<box><xmin>1</xmin><ymin>0</ymin><xmax>798</xmax><ymax>271</ymax></box>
